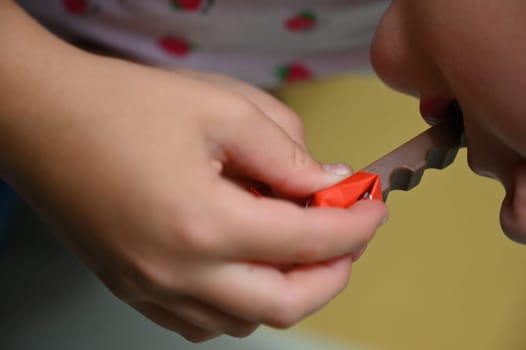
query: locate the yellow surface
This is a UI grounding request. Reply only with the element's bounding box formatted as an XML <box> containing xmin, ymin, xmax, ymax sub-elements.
<box><xmin>277</xmin><ymin>75</ymin><xmax>526</xmax><ymax>350</ymax></box>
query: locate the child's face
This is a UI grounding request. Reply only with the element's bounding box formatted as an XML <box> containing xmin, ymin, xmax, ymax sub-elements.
<box><xmin>371</xmin><ymin>0</ymin><xmax>526</xmax><ymax>243</ymax></box>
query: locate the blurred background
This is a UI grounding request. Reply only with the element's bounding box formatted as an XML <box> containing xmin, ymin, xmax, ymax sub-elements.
<box><xmin>1</xmin><ymin>74</ymin><xmax>526</xmax><ymax>349</ymax></box>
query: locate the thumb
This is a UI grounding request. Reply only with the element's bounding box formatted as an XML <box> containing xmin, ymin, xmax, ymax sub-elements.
<box><xmin>210</xmin><ymin>105</ymin><xmax>351</xmax><ymax>196</ymax></box>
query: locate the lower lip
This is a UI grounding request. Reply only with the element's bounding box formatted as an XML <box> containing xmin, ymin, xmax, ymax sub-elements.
<box><xmin>419</xmin><ymin>96</ymin><xmax>452</xmax><ymax>125</ymax></box>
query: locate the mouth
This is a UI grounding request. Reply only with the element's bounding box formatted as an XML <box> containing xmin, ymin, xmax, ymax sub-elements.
<box><xmin>419</xmin><ymin>96</ymin><xmax>454</xmax><ymax>125</ymax></box>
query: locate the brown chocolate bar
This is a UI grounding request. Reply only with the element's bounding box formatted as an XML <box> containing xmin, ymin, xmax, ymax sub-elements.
<box><xmin>363</xmin><ymin>117</ymin><xmax>465</xmax><ymax>200</ymax></box>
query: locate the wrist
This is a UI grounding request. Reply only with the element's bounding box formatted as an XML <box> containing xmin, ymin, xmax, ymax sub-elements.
<box><xmin>0</xmin><ymin>1</ymin><xmax>112</xmax><ymax>185</ymax></box>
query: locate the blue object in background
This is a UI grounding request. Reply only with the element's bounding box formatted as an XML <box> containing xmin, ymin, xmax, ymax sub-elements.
<box><xmin>0</xmin><ymin>180</ymin><xmax>20</xmax><ymax>248</ymax></box>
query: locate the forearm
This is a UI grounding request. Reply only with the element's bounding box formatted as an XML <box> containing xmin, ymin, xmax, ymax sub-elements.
<box><xmin>0</xmin><ymin>1</ymin><xmax>78</xmax><ymax>175</ymax></box>
<box><xmin>0</xmin><ymin>0</ymin><xmax>134</xmax><ymax>194</ymax></box>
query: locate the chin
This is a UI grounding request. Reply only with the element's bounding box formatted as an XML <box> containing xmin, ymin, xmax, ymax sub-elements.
<box><xmin>500</xmin><ymin>193</ymin><xmax>526</xmax><ymax>244</ymax></box>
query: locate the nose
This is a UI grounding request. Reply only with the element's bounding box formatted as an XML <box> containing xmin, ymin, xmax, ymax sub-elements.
<box><xmin>370</xmin><ymin>2</ymin><xmax>416</xmax><ymax>96</ymax></box>
<box><xmin>370</xmin><ymin>2</ymin><xmax>451</xmax><ymax>102</ymax></box>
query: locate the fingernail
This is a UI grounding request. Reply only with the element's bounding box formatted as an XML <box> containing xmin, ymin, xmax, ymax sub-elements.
<box><xmin>322</xmin><ymin>163</ymin><xmax>352</xmax><ymax>177</ymax></box>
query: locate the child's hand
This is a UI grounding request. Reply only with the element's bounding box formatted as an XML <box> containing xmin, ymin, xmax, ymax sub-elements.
<box><xmin>174</xmin><ymin>69</ymin><xmax>309</xmax><ymax>149</ymax></box>
<box><xmin>19</xmin><ymin>60</ymin><xmax>385</xmax><ymax>340</ymax></box>
<box><xmin>0</xmin><ymin>9</ymin><xmax>387</xmax><ymax>338</ymax></box>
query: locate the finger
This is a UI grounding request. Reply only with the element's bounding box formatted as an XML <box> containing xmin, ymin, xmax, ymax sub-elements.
<box><xmin>213</xmin><ymin>182</ymin><xmax>387</xmax><ymax>263</ymax></box>
<box><xmin>207</xmin><ymin>101</ymin><xmax>350</xmax><ymax>196</ymax></box>
<box><xmin>132</xmin><ymin>301</ymin><xmax>218</xmax><ymax>343</ymax></box>
<box><xmin>350</xmin><ymin>243</ymin><xmax>369</xmax><ymax>262</ymax></box>
<box><xmin>189</xmin><ymin>256</ymin><xmax>353</xmax><ymax>329</ymax></box>
<box><xmin>160</xmin><ymin>296</ymin><xmax>259</xmax><ymax>338</ymax></box>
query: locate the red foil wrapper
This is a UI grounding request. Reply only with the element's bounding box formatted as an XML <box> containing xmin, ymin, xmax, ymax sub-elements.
<box><xmin>311</xmin><ymin>171</ymin><xmax>382</xmax><ymax>208</ymax></box>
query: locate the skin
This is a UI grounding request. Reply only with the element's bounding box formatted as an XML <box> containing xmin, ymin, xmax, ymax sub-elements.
<box><xmin>11</xmin><ymin>0</ymin><xmax>526</xmax><ymax>341</ymax></box>
<box><xmin>371</xmin><ymin>0</ymin><xmax>526</xmax><ymax>243</ymax></box>
<box><xmin>0</xmin><ymin>0</ymin><xmax>387</xmax><ymax>342</ymax></box>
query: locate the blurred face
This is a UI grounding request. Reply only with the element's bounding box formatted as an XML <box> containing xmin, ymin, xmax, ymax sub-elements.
<box><xmin>371</xmin><ymin>0</ymin><xmax>526</xmax><ymax>243</ymax></box>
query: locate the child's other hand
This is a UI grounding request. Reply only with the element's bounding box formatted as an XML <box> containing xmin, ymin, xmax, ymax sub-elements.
<box><xmin>3</xmin><ymin>55</ymin><xmax>387</xmax><ymax>342</ymax></box>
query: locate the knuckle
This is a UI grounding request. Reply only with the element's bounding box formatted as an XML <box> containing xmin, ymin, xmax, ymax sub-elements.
<box><xmin>334</xmin><ymin>267</ymin><xmax>352</xmax><ymax>293</ymax></box>
<box><xmin>265</xmin><ymin>308</ymin><xmax>302</xmax><ymax>329</ymax></box>
<box><xmin>182</xmin><ymin>330</ymin><xmax>218</xmax><ymax>343</ymax></box>
<box><xmin>97</xmin><ymin>265</ymin><xmax>159</xmax><ymax>304</ymax></box>
<box><xmin>201</xmin><ymin>87</ymin><xmax>255</xmax><ymax>123</ymax></box>
<box><xmin>124</xmin><ymin>250</ymin><xmax>186</xmax><ymax>295</ymax></box>
<box><xmin>263</xmin><ymin>298</ymin><xmax>303</xmax><ymax>329</ymax></box>
<box><xmin>121</xmin><ymin>212</ymin><xmax>221</xmax><ymax>295</ymax></box>
<box><xmin>290</xmin><ymin>141</ymin><xmax>310</xmax><ymax>168</ymax></box>
<box><xmin>228</xmin><ymin>323</ymin><xmax>259</xmax><ymax>338</ymax></box>
<box><xmin>272</xmin><ymin>142</ymin><xmax>310</xmax><ymax>189</ymax></box>
<box><xmin>168</xmin><ymin>211</ymin><xmax>219</xmax><ymax>254</ymax></box>
<box><xmin>281</xmin><ymin>108</ymin><xmax>304</xmax><ymax>131</ymax></box>
<box><xmin>131</xmin><ymin>258</ymin><xmax>179</xmax><ymax>294</ymax></box>
<box><xmin>98</xmin><ymin>271</ymin><xmax>134</xmax><ymax>302</ymax></box>
<box><xmin>294</xmin><ymin>236</ymin><xmax>324</xmax><ymax>262</ymax></box>
<box><xmin>229</xmin><ymin>96</ymin><xmax>258</xmax><ymax>119</ymax></box>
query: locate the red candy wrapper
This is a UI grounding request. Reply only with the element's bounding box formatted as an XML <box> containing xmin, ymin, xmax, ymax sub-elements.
<box><xmin>248</xmin><ymin>171</ymin><xmax>382</xmax><ymax>208</ymax></box>
<box><xmin>311</xmin><ymin>171</ymin><xmax>382</xmax><ymax>208</ymax></box>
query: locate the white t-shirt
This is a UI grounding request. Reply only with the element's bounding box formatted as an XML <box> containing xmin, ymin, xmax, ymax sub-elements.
<box><xmin>16</xmin><ymin>0</ymin><xmax>389</xmax><ymax>86</ymax></box>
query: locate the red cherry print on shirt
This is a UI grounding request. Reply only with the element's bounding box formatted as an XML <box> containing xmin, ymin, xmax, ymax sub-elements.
<box><xmin>63</xmin><ymin>0</ymin><xmax>89</xmax><ymax>14</ymax></box>
<box><xmin>159</xmin><ymin>36</ymin><xmax>192</xmax><ymax>57</ymax></box>
<box><xmin>171</xmin><ymin>0</ymin><xmax>203</xmax><ymax>11</ymax></box>
<box><xmin>287</xmin><ymin>63</ymin><xmax>312</xmax><ymax>82</ymax></box>
<box><xmin>276</xmin><ymin>62</ymin><xmax>313</xmax><ymax>83</ymax></box>
<box><xmin>285</xmin><ymin>10</ymin><xmax>317</xmax><ymax>32</ymax></box>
